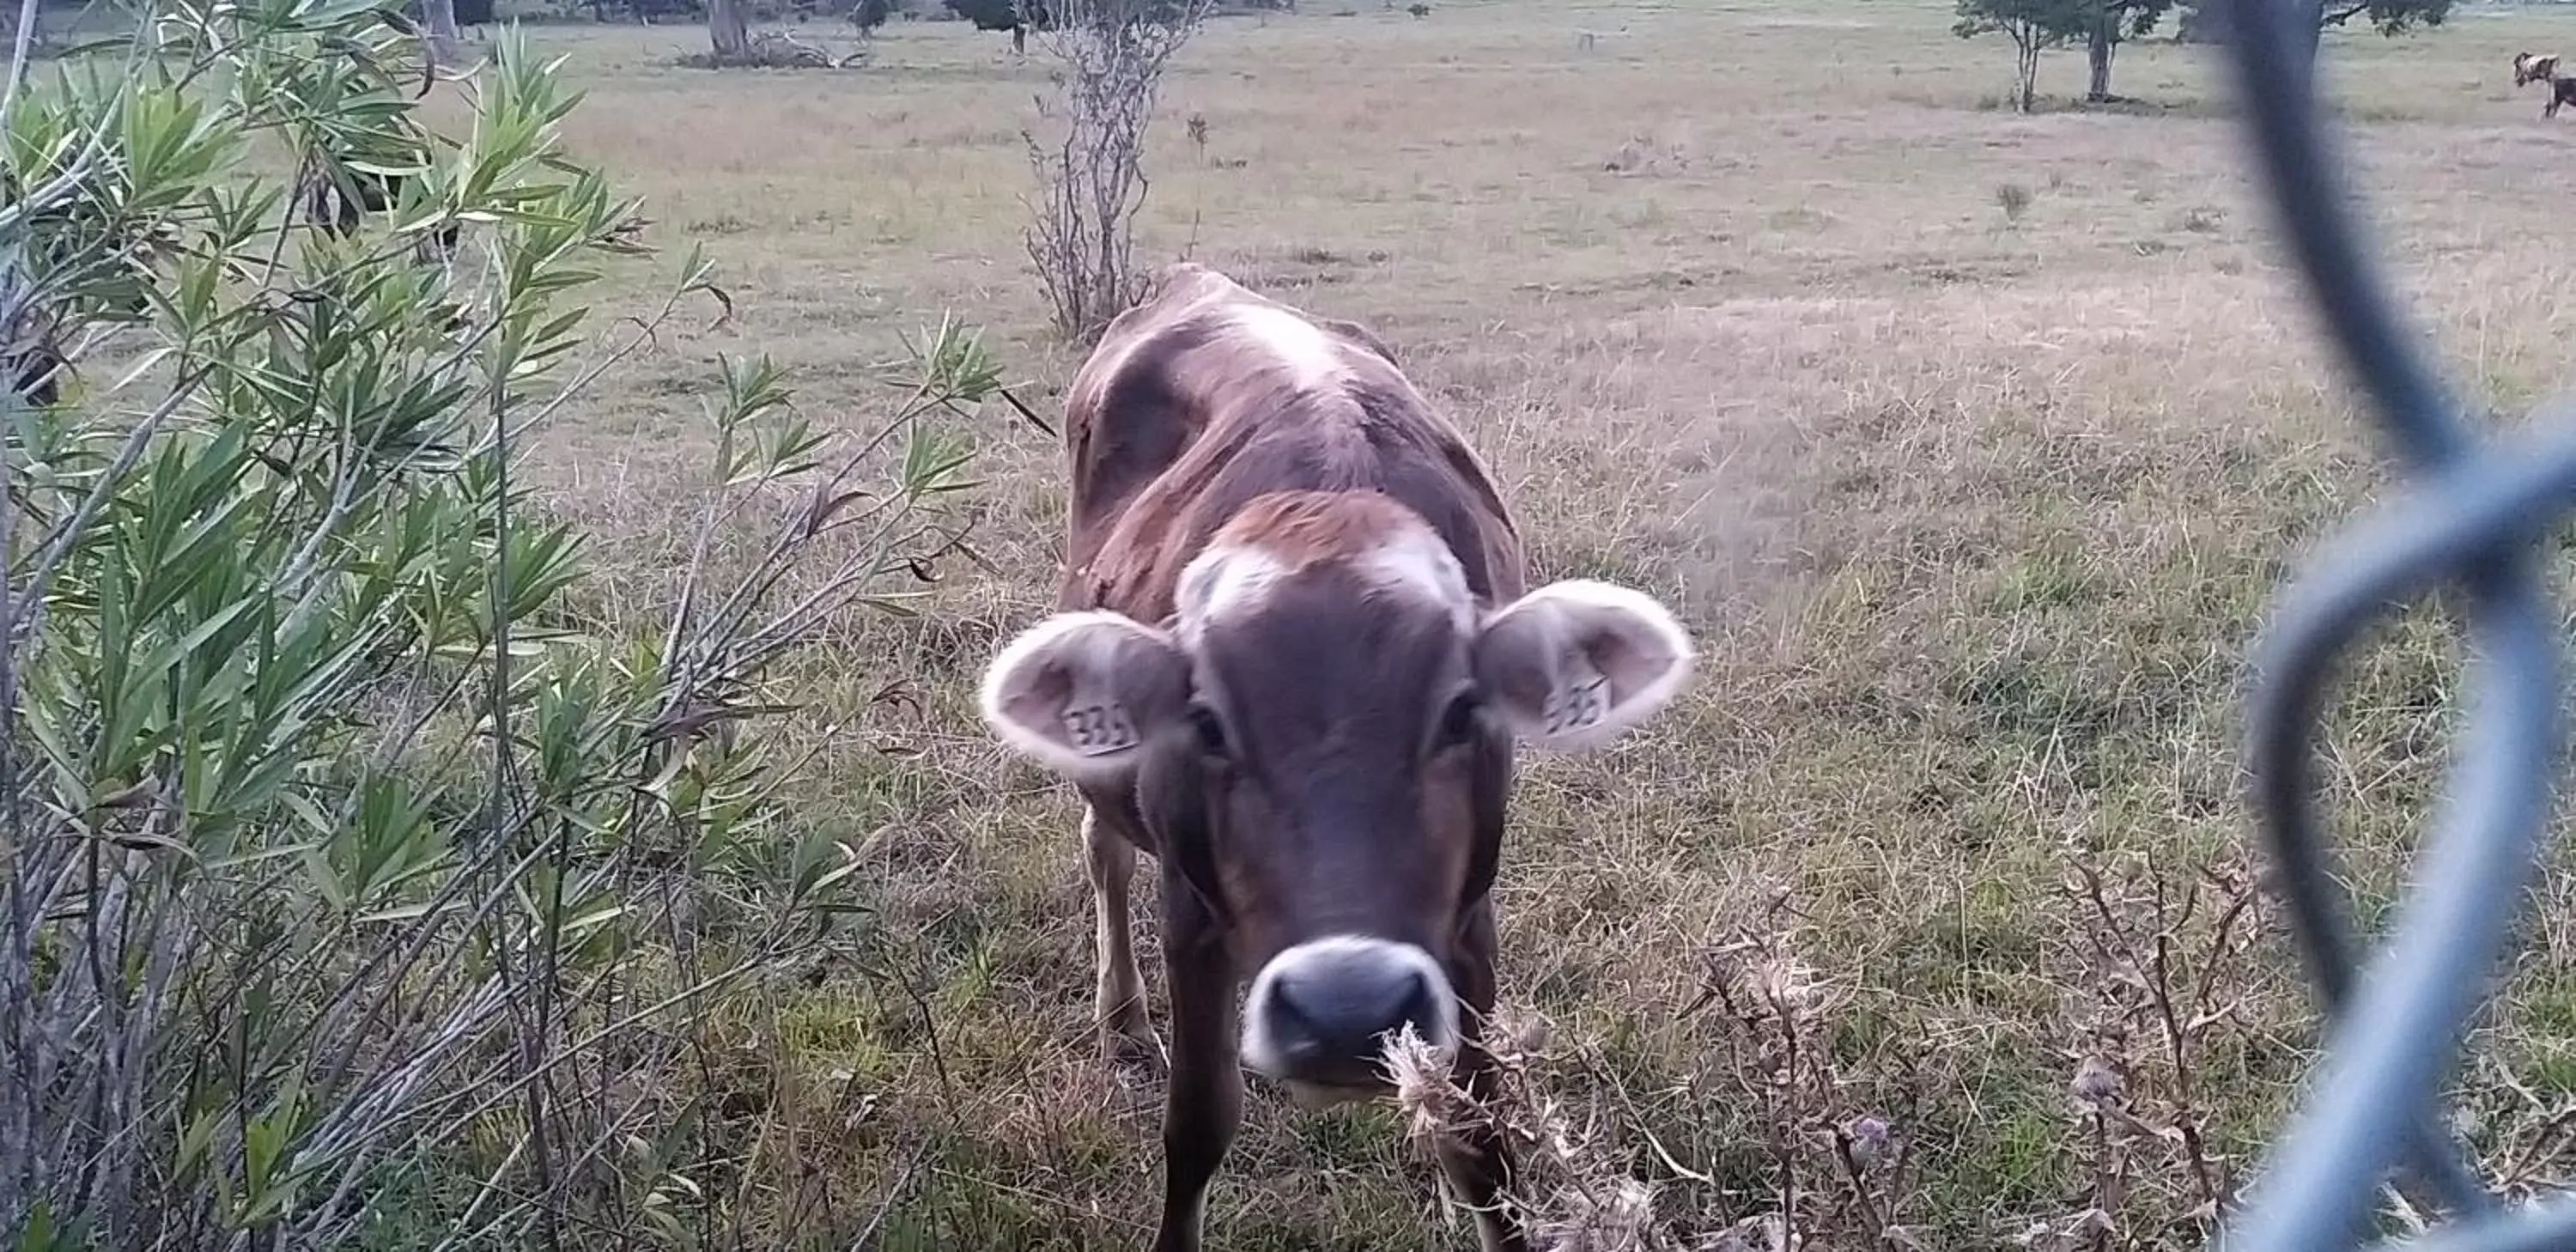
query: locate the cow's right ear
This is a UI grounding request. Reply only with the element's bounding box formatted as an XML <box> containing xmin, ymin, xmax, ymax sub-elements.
<box><xmin>978</xmin><ymin>611</ymin><xmax>1192</xmax><ymax>782</ymax></box>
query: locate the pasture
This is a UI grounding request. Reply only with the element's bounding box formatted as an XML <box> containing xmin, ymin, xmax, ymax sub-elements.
<box><xmin>501</xmin><ymin>2</ymin><xmax>2576</xmax><ymax>1245</ymax></box>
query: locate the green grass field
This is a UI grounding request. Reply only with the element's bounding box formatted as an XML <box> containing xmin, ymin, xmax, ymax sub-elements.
<box><xmin>471</xmin><ymin>2</ymin><xmax>2576</xmax><ymax>1244</ymax></box>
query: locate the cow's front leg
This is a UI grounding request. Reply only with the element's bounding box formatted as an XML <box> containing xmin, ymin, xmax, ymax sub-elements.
<box><xmin>1152</xmin><ymin>878</ymin><xmax>1241</xmax><ymax>1252</ymax></box>
<box><xmin>1084</xmin><ymin>807</ymin><xmax>1162</xmax><ymax>1071</ymax></box>
<box><xmin>1437</xmin><ymin>899</ymin><xmax>1528</xmax><ymax>1252</ymax></box>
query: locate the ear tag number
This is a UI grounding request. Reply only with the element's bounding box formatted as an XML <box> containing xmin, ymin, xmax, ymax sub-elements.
<box><xmin>1543</xmin><ymin>665</ymin><xmax>1611</xmax><ymax>735</ymax></box>
<box><xmin>1060</xmin><ymin>679</ymin><xmax>1139</xmax><ymax>757</ymax></box>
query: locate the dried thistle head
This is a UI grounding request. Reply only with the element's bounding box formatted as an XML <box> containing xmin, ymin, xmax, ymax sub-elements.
<box><xmin>1746</xmin><ymin>952</ymin><xmax>1820</xmax><ymax>1015</ymax></box>
<box><xmin>1702</xmin><ymin>1212</ymin><xmax>1786</xmax><ymax>1252</ymax></box>
<box><xmin>1841</xmin><ymin>1113</ymin><xmax>1895</xmax><ymax>1173</ymax></box>
<box><xmin>1534</xmin><ymin>1176</ymin><xmax>1664</xmax><ymax>1252</ymax></box>
<box><xmin>1488</xmin><ymin>1002</ymin><xmax>1553</xmax><ymax>1061</ymax></box>
<box><xmin>1698</xmin><ymin>914</ymin><xmax>1838</xmax><ymax>1028</ymax></box>
<box><xmin>2069</xmin><ymin>1054</ymin><xmax>2126</xmax><ymax>1111</ymax></box>
<box><xmin>1383</xmin><ymin>1020</ymin><xmax>1466</xmax><ymax>1148</ymax></box>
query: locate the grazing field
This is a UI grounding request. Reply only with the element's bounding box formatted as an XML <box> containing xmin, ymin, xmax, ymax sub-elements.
<box><xmin>505</xmin><ymin>2</ymin><xmax>2576</xmax><ymax>1245</ymax></box>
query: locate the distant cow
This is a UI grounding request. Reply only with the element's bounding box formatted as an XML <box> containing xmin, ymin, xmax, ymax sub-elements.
<box><xmin>298</xmin><ymin>154</ymin><xmax>462</xmax><ymax>260</ymax></box>
<box><xmin>945</xmin><ymin>0</ymin><xmax>1048</xmax><ymax>52</ymax></box>
<box><xmin>2514</xmin><ymin>52</ymin><xmax>2576</xmax><ymax>119</ymax></box>
<box><xmin>296</xmin><ymin>27</ymin><xmax>459</xmax><ymax>261</ymax></box>
<box><xmin>2545</xmin><ymin>76</ymin><xmax>2576</xmax><ymax>119</ymax></box>
<box><xmin>2</xmin><ymin>297</ymin><xmax>64</xmax><ymax>409</ymax></box>
<box><xmin>975</xmin><ymin>263</ymin><xmax>1695</xmax><ymax>1252</ymax></box>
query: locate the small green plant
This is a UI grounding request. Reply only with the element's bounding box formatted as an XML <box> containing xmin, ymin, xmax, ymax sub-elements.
<box><xmin>1997</xmin><ymin>180</ymin><xmax>2035</xmax><ymax>223</ymax></box>
<box><xmin>0</xmin><ymin>4</ymin><xmax>1000</xmax><ymax>1244</ymax></box>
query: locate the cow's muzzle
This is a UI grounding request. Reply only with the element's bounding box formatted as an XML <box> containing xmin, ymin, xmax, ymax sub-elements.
<box><xmin>1241</xmin><ymin>934</ymin><xmax>1459</xmax><ymax>1093</ymax></box>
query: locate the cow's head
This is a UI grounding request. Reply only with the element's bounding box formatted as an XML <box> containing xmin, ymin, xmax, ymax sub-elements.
<box><xmin>2518</xmin><ymin>52</ymin><xmax>2559</xmax><ymax>86</ymax></box>
<box><xmin>978</xmin><ymin>490</ymin><xmax>1692</xmax><ymax>1097</ymax></box>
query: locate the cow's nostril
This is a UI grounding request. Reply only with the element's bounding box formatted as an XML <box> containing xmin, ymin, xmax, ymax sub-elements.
<box><xmin>1393</xmin><ymin>969</ymin><xmax>1439</xmax><ymax>1037</ymax></box>
<box><xmin>1267</xmin><ymin>979</ymin><xmax>1328</xmax><ymax>1062</ymax></box>
<box><xmin>1269</xmin><ymin>964</ymin><xmax>1435</xmax><ymax>1066</ymax></box>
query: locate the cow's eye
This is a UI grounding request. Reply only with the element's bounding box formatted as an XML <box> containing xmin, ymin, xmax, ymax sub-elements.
<box><xmin>1188</xmin><ymin>702</ymin><xmax>1230</xmax><ymax>759</ymax></box>
<box><xmin>1435</xmin><ymin>689</ymin><xmax>1483</xmax><ymax>750</ymax></box>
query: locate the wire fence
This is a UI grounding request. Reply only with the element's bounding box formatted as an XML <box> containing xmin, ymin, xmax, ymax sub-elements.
<box><xmin>2216</xmin><ymin>0</ymin><xmax>2576</xmax><ymax>1248</ymax></box>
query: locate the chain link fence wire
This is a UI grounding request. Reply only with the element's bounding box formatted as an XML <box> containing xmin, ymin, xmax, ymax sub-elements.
<box><xmin>2215</xmin><ymin>0</ymin><xmax>2576</xmax><ymax>1248</ymax></box>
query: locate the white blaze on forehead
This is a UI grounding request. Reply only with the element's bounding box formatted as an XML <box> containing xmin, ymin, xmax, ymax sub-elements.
<box><xmin>1355</xmin><ymin>523</ymin><xmax>1474</xmax><ymax>631</ymax></box>
<box><xmin>1229</xmin><ymin>301</ymin><xmax>1342</xmax><ymax>390</ymax></box>
<box><xmin>1175</xmin><ymin>524</ymin><xmax>1474</xmax><ymax>644</ymax></box>
<box><xmin>1175</xmin><ymin>544</ymin><xmax>1286</xmax><ymax>646</ymax></box>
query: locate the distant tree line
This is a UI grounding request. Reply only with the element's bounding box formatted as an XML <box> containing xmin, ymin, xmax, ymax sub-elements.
<box><xmin>1955</xmin><ymin>0</ymin><xmax>2449</xmax><ymax>112</ymax></box>
<box><xmin>416</xmin><ymin>0</ymin><xmax>927</xmax><ymax>23</ymax></box>
<box><xmin>452</xmin><ymin>0</ymin><xmax>1278</xmax><ymax>25</ymax></box>
<box><xmin>518</xmin><ymin>0</ymin><xmax>902</xmax><ymax>22</ymax></box>
<box><xmin>245</xmin><ymin>0</ymin><xmax>1280</xmax><ymax>28</ymax></box>
<box><xmin>939</xmin><ymin>0</ymin><xmax>1282</xmax><ymax>49</ymax></box>
<box><xmin>939</xmin><ymin>0</ymin><xmax>1285</xmax><ymax>31</ymax></box>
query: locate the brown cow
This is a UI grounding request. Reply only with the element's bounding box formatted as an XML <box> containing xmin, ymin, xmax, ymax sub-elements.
<box><xmin>2547</xmin><ymin>76</ymin><xmax>2576</xmax><ymax>119</ymax></box>
<box><xmin>976</xmin><ymin>263</ymin><xmax>1695</xmax><ymax>1252</ymax></box>
<box><xmin>296</xmin><ymin>152</ymin><xmax>462</xmax><ymax>261</ymax></box>
<box><xmin>1</xmin><ymin>304</ymin><xmax>64</xmax><ymax>409</ymax></box>
<box><xmin>1</xmin><ymin>258</ymin><xmax>64</xmax><ymax>409</ymax></box>
<box><xmin>295</xmin><ymin>38</ymin><xmax>459</xmax><ymax>262</ymax></box>
<box><xmin>2512</xmin><ymin>51</ymin><xmax>2576</xmax><ymax>118</ymax></box>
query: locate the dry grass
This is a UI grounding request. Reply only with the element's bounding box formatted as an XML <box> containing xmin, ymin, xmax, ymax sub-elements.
<box><xmin>462</xmin><ymin>1</ymin><xmax>2576</xmax><ymax>1245</ymax></box>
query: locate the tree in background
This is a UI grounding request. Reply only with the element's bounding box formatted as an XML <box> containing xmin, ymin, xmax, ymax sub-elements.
<box><xmin>1956</xmin><ymin>0</ymin><xmax>2175</xmax><ymax>111</ymax></box>
<box><xmin>1953</xmin><ymin>0</ymin><xmax>2087</xmax><ymax>112</ymax></box>
<box><xmin>710</xmin><ymin>0</ymin><xmax>750</xmax><ymax>54</ymax></box>
<box><xmin>414</xmin><ymin>0</ymin><xmax>462</xmax><ymax>62</ymax></box>
<box><xmin>698</xmin><ymin>0</ymin><xmax>859</xmax><ymax>65</ymax></box>
<box><xmin>853</xmin><ymin>0</ymin><xmax>893</xmax><ymax>36</ymax></box>
<box><xmin>2316</xmin><ymin>0</ymin><xmax>2452</xmax><ymax>54</ymax></box>
<box><xmin>2083</xmin><ymin>0</ymin><xmax>2172</xmax><ymax>102</ymax></box>
<box><xmin>2174</xmin><ymin>0</ymin><xmax>2450</xmax><ymax>56</ymax></box>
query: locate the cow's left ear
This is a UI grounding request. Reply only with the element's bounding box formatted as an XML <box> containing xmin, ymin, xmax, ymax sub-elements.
<box><xmin>978</xmin><ymin>611</ymin><xmax>1191</xmax><ymax>782</ymax></box>
<box><xmin>1472</xmin><ymin>580</ymin><xmax>1694</xmax><ymax>751</ymax></box>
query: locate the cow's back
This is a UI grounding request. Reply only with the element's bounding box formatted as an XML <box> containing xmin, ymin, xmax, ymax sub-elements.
<box><xmin>1056</xmin><ymin>264</ymin><xmax>1523</xmax><ymax>622</ymax></box>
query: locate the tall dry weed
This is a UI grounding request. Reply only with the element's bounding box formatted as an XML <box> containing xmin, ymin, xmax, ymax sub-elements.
<box><xmin>1388</xmin><ymin>1010</ymin><xmax>1693</xmax><ymax>1252</ymax></box>
<box><xmin>1388</xmin><ymin>892</ymin><xmax>1923</xmax><ymax>1251</ymax></box>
